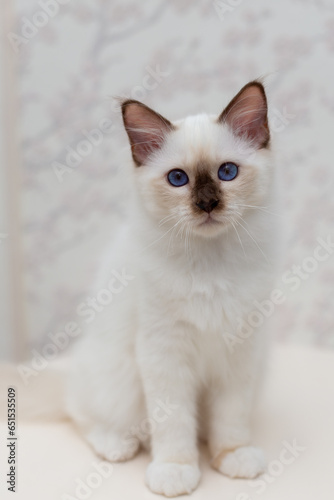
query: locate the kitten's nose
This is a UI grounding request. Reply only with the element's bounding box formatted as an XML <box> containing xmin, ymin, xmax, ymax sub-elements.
<box><xmin>196</xmin><ymin>199</ymin><xmax>219</xmax><ymax>213</ymax></box>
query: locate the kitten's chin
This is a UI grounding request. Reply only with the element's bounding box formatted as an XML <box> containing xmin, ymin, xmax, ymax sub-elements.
<box><xmin>192</xmin><ymin>216</ymin><xmax>228</xmax><ymax>238</ymax></box>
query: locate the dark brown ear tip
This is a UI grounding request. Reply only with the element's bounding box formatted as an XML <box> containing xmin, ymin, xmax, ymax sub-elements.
<box><xmin>121</xmin><ymin>99</ymin><xmax>142</xmax><ymax>115</ymax></box>
<box><xmin>121</xmin><ymin>99</ymin><xmax>143</xmax><ymax>107</ymax></box>
<box><xmin>242</xmin><ymin>80</ymin><xmax>267</xmax><ymax>98</ymax></box>
<box><xmin>247</xmin><ymin>80</ymin><xmax>265</xmax><ymax>89</ymax></box>
<box><xmin>121</xmin><ymin>99</ymin><xmax>151</xmax><ymax>118</ymax></box>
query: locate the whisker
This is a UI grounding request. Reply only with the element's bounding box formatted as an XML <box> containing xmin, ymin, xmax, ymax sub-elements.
<box><xmin>167</xmin><ymin>216</ymin><xmax>187</xmax><ymax>256</ymax></box>
<box><xmin>234</xmin><ymin>203</ymin><xmax>282</xmax><ymax>218</ymax></box>
<box><xmin>234</xmin><ymin>216</ymin><xmax>268</xmax><ymax>263</ymax></box>
<box><xmin>141</xmin><ymin>217</ymin><xmax>184</xmax><ymax>254</ymax></box>
<box><xmin>226</xmin><ymin>216</ymin><xmax>247</xmax><ymax>259</ymax></box>
<box><xmin>159</xmin><ymin>213</ymin><xmax>178</xmax><ymax>227</ymax></box>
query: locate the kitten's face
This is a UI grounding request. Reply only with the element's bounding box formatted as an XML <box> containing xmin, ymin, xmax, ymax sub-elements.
<box><xmin>122</xmin><ymin>82</ymin><xmax>272</xmax><ymax>238</ymax></box>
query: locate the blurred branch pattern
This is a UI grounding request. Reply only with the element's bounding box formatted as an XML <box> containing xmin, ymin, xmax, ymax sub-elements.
<box><xmin>7</xmin><ymin>0</ymin><xmax>334</xmax><ymax>349</ymax></box>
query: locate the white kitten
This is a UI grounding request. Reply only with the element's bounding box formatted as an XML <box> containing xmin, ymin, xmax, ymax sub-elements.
<box><xmin>67</xmin><ymin>81</ymin><xmax>278</xmax><ymax>497</ymax></box>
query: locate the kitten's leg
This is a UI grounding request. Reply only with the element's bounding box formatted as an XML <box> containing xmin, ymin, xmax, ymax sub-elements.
<box><xmin>138</xmin><ymin>327</ymin><xmax>201</xmax><ymax>497</ymax></box>
<box><xmin>207</xmin><ymin>366</ymin><xmax>265</xmax><ymax>479</ymax></box>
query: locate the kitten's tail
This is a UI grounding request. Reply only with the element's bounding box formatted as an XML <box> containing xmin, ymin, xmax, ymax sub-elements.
<box><xmin>0</xmin><ymin>358</ymin><xmax>69</xmax><ymax>422</ymax></box>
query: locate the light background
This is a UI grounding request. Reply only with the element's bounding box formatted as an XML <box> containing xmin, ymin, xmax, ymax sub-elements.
<box><xmin>1</xmin><ymin>0</ymin><xmax>334</xmax><ymax>360</ymax></box>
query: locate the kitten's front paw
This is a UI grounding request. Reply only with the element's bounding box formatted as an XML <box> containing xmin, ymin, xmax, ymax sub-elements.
<box><xmin>213</xmin><ymin>446</ymin><xmax>266</xmax><ymax>479</ymax></box>
<box><xmin>146</xmin><ymin>461</ymin><xmax>201</xmax><ymax>497</ymax></box>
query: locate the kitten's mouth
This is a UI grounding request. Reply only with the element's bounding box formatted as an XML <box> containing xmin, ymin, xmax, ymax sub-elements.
<box><xmin>192</xmin><ymin>213</ymin><xmax>227</xmax><ymax>237</ymax></box>
<box><xmin>198</xmin><ymin>214</ymin><xmax>220</xmax><ymax>226</ymax></box>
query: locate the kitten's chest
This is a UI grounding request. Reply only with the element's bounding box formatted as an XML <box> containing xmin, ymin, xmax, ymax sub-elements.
<box><xmin>141</xmin><ymin>242</ymin><xmax>269</xmax><ymax>334</ymax></box>
<box><xmin>180</xmin><ymin>272</ymin><xmax>239</xmax><ymax>332</ymax></box>
<box><xmin>157</xmin><ymin>260</ymin><xmax>249</xmax><ymax>333</ymax></box>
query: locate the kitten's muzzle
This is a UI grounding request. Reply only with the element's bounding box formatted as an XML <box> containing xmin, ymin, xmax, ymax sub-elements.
<box><xmin>196</xmin><ymin>199</ymin><xmax>219</xmax><ymax>214</ymax></box>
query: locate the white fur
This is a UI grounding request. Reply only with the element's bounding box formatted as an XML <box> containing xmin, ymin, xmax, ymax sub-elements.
<box><xmin>67</xmin><ymin>108</ymin><xmax>278</xmax><ymax>497</ymax></box>
<box><xmin>217</xmin><ymin>446</ymin><xmax>266</xmax><ymax>479</ymax></box>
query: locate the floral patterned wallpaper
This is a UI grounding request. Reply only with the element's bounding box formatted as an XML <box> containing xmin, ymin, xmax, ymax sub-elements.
<box><xmin>8</xmin><ymin>0</ymin><xmax>334</xmax><ymax>353</ymax></box>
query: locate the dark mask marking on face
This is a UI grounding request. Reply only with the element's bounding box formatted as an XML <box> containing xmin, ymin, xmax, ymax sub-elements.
<box><xmin>192</xmin><ymin>168</ymin><xmax>223</xmax><ymax>214</ymax></box>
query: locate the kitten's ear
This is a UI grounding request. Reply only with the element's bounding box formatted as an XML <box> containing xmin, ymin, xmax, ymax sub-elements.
<box><xmin>218</xmin><ymin>81</ymin><xmax>270</xmax><ymax>149</ymax></box>
<box><xmin>121</xmin><ymin>100</ymin><xmax>174</xmax><ymax>166</ymax></box>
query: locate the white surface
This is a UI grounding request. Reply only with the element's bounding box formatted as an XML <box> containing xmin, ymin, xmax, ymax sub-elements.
<box><xmin>0</xmin><ymin>343</ymin><xmax>333</xmax><ymax>499</ymax></box>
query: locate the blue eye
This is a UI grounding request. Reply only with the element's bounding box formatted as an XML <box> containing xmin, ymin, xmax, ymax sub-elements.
<box><xmin>167</xmin><ymin>169</ymin><xmax>189</xmax><ymax>187</ymax></box>
<box><xmin>218</xmin><ymin>162</ymin><xmax>238</xmax><ymax>181</ymax></box>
